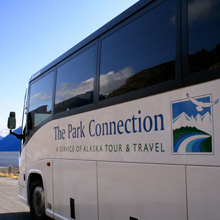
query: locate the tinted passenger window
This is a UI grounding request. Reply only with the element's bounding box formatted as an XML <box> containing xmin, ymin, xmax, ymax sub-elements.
<box><xmin>188</xmin><ymin>0</ymin><xmax>220</xmax><ymax>74</ymax></box>
<box><xmin>99</xmin><ymin>0</ymin><xmax>176</xmax><ymax>100</ymax></box>
<box><xmin>55</xmin><ymin>46</ymin><xmax>96</xmax><ymax>114</ymax></box>
<box><xmin>29</xmin><ymin>71</ymin><xmax>54</xmax><ymax>128</ymax></box>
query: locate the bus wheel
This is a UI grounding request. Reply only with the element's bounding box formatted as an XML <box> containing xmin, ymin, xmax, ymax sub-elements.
<box><xmin>29</xmin><ymin>180</ymin><xmax>47</xmax><ymax>220</ymax></box>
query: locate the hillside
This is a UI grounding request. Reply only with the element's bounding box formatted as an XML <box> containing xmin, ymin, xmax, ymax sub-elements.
<box><xmin>0</xmin><ymin>127</ymin><xmax>22</xmax><ymax>152</ymax></box>
<box><xmin>173</xmin><ymin>126</ymin><xmax>212</xmax><ymax>153</ymax></box>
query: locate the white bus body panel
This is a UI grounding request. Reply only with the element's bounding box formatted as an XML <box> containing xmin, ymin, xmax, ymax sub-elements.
<box><xmin>187</xmin><ymin>166</ymin><xmax>220</xmax><ymax>220</ymax></box>
<box><xmin>19</xmin><ymin>79</ymin><xmax>220</xmax><ymax>219</ymax></box>
<box><xmin>18</xmin><ymin>146</ymin><xmax>27</xmax><ymax>204</ymax></box>
<box><xmin>98</xmin><ymin>162</ymin><xmax>187</xmax><ymax>220</ymax></box>
<box><xmin>53</xmin><ymin>160</ymin><xmax>98</xmax><ymax>220</ymax></box>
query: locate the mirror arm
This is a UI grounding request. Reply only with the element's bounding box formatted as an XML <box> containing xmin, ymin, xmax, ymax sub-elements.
<box><xmin>10</xmin><ymin>129</ymin><xmax>24</xmax><ymax>140</ymax></box>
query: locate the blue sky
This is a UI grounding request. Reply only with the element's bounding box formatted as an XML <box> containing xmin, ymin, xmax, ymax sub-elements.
<box><xmin>172</xmin><ymin>95</ymin><xmax>211</xmax><ymax>119</ymax></box>
<box><xmin>0</xmin><ymin>0</ymin><xmax>138</xmax><ymax>137</ymax></box>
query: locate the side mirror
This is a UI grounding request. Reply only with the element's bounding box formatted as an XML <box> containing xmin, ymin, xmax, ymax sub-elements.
<box><xmin>8</xmin><ymin>112</ymin><xmax>24</xmax><ymax>140</ymax></box>
<box><xmin>8</xmin><ymin>112</ymin><xmax>16</xmax><ymax>129</ymax></box>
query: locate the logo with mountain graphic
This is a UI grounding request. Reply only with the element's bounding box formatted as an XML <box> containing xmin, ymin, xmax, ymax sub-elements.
<box><xmin>171</xmin><ymin>93</ymin><xmax>219</xmax><ymax>154</ymax></box>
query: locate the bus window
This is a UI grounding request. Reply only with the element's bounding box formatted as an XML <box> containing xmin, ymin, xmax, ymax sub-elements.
<box><xmin>188</xmin><ymin>0</ymin><xmax>220</xmax><ymax>74</ymax></box>
<box><xmin>55</xmin><ymin>46</ymin><xmax>96</xmax><ymax>114</ymax></box>
<box><xmin>29</xmin><ymin>71</ymin><xmax>54</xmax><ymax>128</ymax></box>
<box><xmin>99</xmin><ymin>0</ymin><xmax>176</xmax><ymax>100</ymax></box>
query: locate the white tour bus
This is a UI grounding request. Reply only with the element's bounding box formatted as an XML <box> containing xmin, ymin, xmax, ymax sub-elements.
<box><xmin>8</xmin><ymin>0</ymin><xmax>220</xmax><ymax>219</ymax></box>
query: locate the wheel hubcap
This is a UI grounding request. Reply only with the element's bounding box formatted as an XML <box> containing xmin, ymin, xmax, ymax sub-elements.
<box><xmin>33</xmin><ymin>186</ymin><xmax>45</xmax><ymax>217</ymax></box>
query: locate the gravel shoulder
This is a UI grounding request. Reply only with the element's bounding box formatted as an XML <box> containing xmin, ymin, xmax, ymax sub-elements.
<box><xmin>0</xmin><ymin>177</ymin><xmax>32</xmax><ymax>220</ymax></box>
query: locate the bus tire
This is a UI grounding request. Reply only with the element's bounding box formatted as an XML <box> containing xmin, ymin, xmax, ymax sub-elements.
<box><xmin>29</xmin><ymin>180</ymin><xmax>47</xmax><ymax>220</ymax></box>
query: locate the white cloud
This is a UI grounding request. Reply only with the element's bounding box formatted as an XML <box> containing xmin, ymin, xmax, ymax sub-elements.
<box><xmin>30</xmin><ymin>92</ymin><xmax>51</xmax><ymax>103</ymax></box>
<box><xmin>55</xmin><ymin>67</ymin><xmax>134</xmax><ymax>103</ymax></box>
<box><xmin>29</xmin><ymin>92</ymin><xmax>52</xmax><ymax>110</ymax></box>
<box><xmin>0</xmin><ymin>128</ymin><xmax>9</xmax><ymax>137</ymax></box>
<box><xmin>56</xmin><ymin>77</ymin><xmax>94</xmax><ymax>103</ymax></box>
<box><xmin>170</xmin><ymin>15</ymin><xmax>175</xmax><ymax>25</ymax></box>
<box><xmin>100</xmin><ymin>67</ymin><xmax>134</xmax><ymax>95</ymax></box>
<box><xmin>170</xmin><ymin>0</ymin><xmax>219</xmax><ymax>25</ymax></box>
<box><xmin>188</xmin><ymin>0</ymin><xmax>219</xmax><ymax>24</ymax></box>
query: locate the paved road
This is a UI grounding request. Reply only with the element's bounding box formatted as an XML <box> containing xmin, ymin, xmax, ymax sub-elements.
<box><xmin>0</xmin><ymin>177</ymin><xmax>32</xmax><ymax>220</ymax></box>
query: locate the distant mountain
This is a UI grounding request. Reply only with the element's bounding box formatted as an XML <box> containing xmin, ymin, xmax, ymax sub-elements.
<box><xmin>173</xmin><ymin>112</ymin><xmax>212</xmax><ymax>135</ymax></box>
<box><xmin>188</xmin><ymin>43</ymin><xmax>220</xmax><ymax>73</ymax></box>
<box><xmin>0</xmin><ymin>127</ymin><xmax>22</xmax><ymax>152</ymax></box>
<box><xmin>173</xmin><ymin>112</ymin><xmax>191</xmax><ymax>125</ymax></box>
